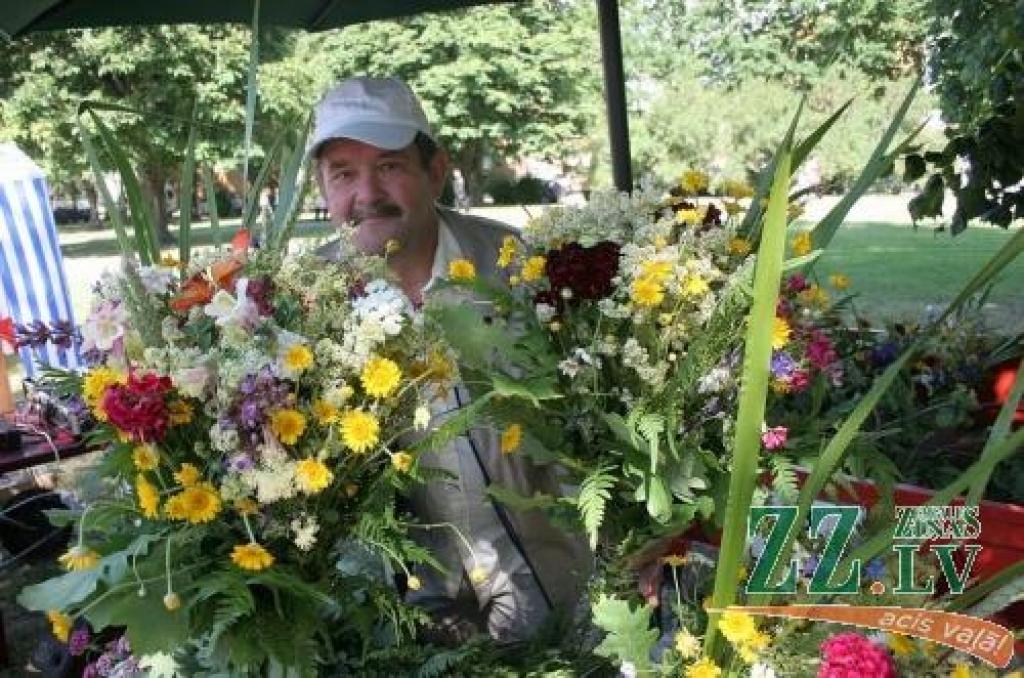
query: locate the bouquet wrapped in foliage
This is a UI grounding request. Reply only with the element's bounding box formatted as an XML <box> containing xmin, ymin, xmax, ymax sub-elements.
<box><xmin>19</xmin><ymin>233</ymin><xmax>455</xmax><ymax>673</ymax></box>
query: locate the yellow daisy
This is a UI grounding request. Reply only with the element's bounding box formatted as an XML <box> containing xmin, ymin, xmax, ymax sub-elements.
<box><xmin>640</xmin><ymin>260</ymin><xmax>673</xmax><ymax>283</ymax></box>
<box><xmin>166</xmin><ymin>482</ymin><xmax>221</xmax><ymax>524</ymax></box>
<box><xmin>676</xmin><ymin>208</ymin><xmax>702</xmax><ymax>225</ymax></box>
<box><xmin>448</xmin><ymin>258</ymin><xmax>477</xmax><ymax>281</ymax></box>
<box><xmin>295</xmin><ymin>457</ymin><xmax>334</xmax><ymax>494</ymax></box>
<box><xmin>47</xmin><ymin>610</ymin><xmax>72</xmax><ymax>642</ymax></box>
<box><xmin>718</xmin><ymin>610</ymin><xmax>758</xmax><ymax>646</ymax></box>
<box><xmin>681</xmin><ymin>272</ymin><xmax>710</xmax><ymax>299</ymax></box>
<box><xmin>500</xmin><ymin>424</ymin><xmax>522</xmax><ymax>454</ymax></box>
<box><xmin>888</xmin><ymin>633</ymin><xmax>915</xmax><ymax>657</ymax></box>
<box><xmin>772</xmin><ymin>316</ymin><xmax>792</xmax><ymax>349</ymax></box>
<box><xmin>520</xmin><ymin>256</ymin><xmax>547</xmax><ymax>282</ymax></box>
<box><xmin>231</xmin><ymin>542</ymin><xmax>274</xmax><ymax>571</ymax></box>
<box><xmin>497</xmin><ymin>236</ymin><xmax>518</xmax><ymax>268</ymax></box>
<box><xmin>136</xmin><ymin>473</ymin><xmax>160</xmax><ymax>519</ymax></box>
<box><xmin>132</xmin><ymin>443</ymin><xmax>160</xmax><ymax>470</ymax></box>
<box><xmin>949</xmin><ymin>664</ymin><xmax>972</xmax><ymax>678</ymax></box>
<box><xmin>631</xmin><ymin>276</ymin><xmax>665</xmax><ymax>307</ymax></box>
<box><xmin>727</xmin><ymin>237</ymin><xmax>752</xmax><ymax>256</ymax></box>
<box><xmin>167</xmin><ymin>399</ymin><xmax>194</xmax><ymax>425</ymax></box>
<box><xmin>282</xmin><ymin>344</ymin><xmax>314</xmax><ymax>374</ymax></box>
<box><xmin>674</xmin><ymin>629</ymin><xmax>701</xmax><ymax>659</ymax></box>
<box><xmin>174</xmin><ymin>463</ymin><xmax>201</xmax><ymax>487</ymax></box>
<box><xmin>270</xmin><ymin>408</ymin><xmax>307</xmax><ymax>445</ymax></box>
<box><xmin>361</xmin><ymin>356</ymin><xmax>402</xmax><ymax>398</ymax></box>
<box><xmin>82</xmin><ymin>367</ymin><xmax>126</xmax><ymax>420</ymax></box>
<box><xmin>799</xmin><ymin>284</ymin><xmax>831</xmax><ymax>309</ymax></box>
<box><xmin>311</xmin><ymin>398</ymin><xmax>339</xmax><ymax>425</ymax></box>
<box><xmin>791</xmin><ymin>231</ymin><xmax>813</xmax><ymax>257</ymax></box>
<box><xmin>59</xmin><ymin>544</ymin><xmax>100</xmax><ymax>571</ymax></box>
<box><xmin>679</xmin><ymin>169</ymin><xmax>709</xmax><ymax>195</ymax></box>
<box><xmin>339</xmin><ymin>409</ymin><xmax>380</xmax><ymax>454</ymax></box>
<box><xmin>391</xmin><ymin>451</ymin><xmax>414</xmax><ymax>473</ymax></box>
<box><xmin>685</xmin><ymin>657</ymin><xmax>722</xmax><ymax>678</ymax></box>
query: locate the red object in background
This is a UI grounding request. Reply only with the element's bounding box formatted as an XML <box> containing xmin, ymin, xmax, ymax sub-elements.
<box><xmin>987</xmin><ymin>358</ymin><xmax>1024</xmax><ymax>424</ymax></box>
<box><xmin>0</xmin><ymin>316</ymin><xmax>14</xmax><ymax>352</ymax></box>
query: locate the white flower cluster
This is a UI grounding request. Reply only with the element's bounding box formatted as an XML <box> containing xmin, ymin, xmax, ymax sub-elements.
<box><xmin>242</xmin><ymin>444</ymin><xmax>298</xmax><ymax>505</ymax></box>
<box><xmin>137</xmin><ymin>265</ymin><xmax>176</xmax><ymax>295</ymax></box>
<box><xmin>290</xmin><ymin>514</ymin><xmax>320</xmax><ymax>551</ymax></box>
<box><xmin>337</xmin><ymin>279</ymin><xmax>408</xmax><ymax>371</ymax></box>
<box><xmin>524</xmin><ymin>183</ymin><xmax>665</xmax><ymax>248</ymax></box>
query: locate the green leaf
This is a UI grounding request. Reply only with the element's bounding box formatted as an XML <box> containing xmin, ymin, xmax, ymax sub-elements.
<box><xmin>491</xmin><ymin>373</ymin><xmax>562</xmax><ymax>407</ymax></box>
<box><xmin>86</xmin><ymin>582</ymin><xmax>190</xmax><ymax>655</ymax></box>
<box><xmin>591</xmin><ymin>595</ymin><xmax>658</xmax><ymax>671</ymax></box>
<box><xmin>178</xmin><ymin>100</ymin><xmax>199</xmax><ymax>275</ymax></box>
<box><xmin>903</xmin><ymin>153</ymin><xmax>927</xmax><ymax>182</ymax></box>
<box><xmin>428</xmin><ymin>304</ymin><xmax>518</xmax><ymax>369</ymax></box>
<box><xmin>908</xmin><ymin>174</ymin><xmax>945</xmax><ymax>223</ymax></box>
<box><xmin>485</xmin><ymin>484</ymin><xmax>559</xmax><ymax>512</ymax></box>
<box><xmin>645</xmin><ymin>474</ymin><xmax>672</xmax><ymax>524</ymax></box>
<box><xmin>18</xmin><ymin>569</ymin><xmax>101</xmax><ymax>612</ymax></box>
<box><xmin>77</xmin><ymin>115</ymin><xmax>134</xmax><ymax>261</ymax></box>
<box><xmin>579</xmin><ymin>465</ymin><xmax>616</xmax><ymax>548</ymax></box>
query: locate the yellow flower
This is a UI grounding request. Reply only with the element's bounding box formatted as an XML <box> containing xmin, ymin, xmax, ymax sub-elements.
<box><xmin>721</xmin><ymin>178</ymin><xmax>754</xmax><ymax>199</ymax></box>
<box><xmin>888</xmin><ymin>633</ymin><xmax>915</xmax><ymax>657</ymax></box>
<box><xmin>82</xmin><ymin>367</ymin><xmax>126</xmax><ymax>420</ymax></box>
<box><xmin>339</xmin><ymin>409</ymin><xmax>380</xmax><ymax>454</ymax></box>
<box><xmin>640</xmin><ymin>260</ymin><xmax>673</xmax><ymax>283</ymax></box>
<box><xmin>47</xmin><ymin>610</ymin><xmax>72</xmax><ymax>642</ymax></box>
<box><xmin>231</xmin><ymin>542</ymin><xmax>274</xmax><ymax>571</ymax></box>
<box><xmin>676</xmin><ymin>208</ymin><xmax>702</xmax><ymax>225</ymax></box>
<box><xmin>311</xmin><ymin>399</ymin><xmax>339</xmax><ymax>425</ymax></box>
<box><xmin>772</xmin><ymin>316</ymin><xmax>791</xmax><ymax>349</ymax></box>
<box><xmin>829</xmin><ymin>273</ymin><xmax>850</xmax><ymax>290</ymax></box>
<box><xmin>132</xmin><ymin>443</ymin><xmax>160</xmax><ymax>470</ymax></box>
<box><xmin>59</xmin><ymin>544</ymin><xmax>100</xmax><ymax>571</ymax></box>
<box><xmin>631</xmin><ymin>276</ymin><xmax>665</xmax><ymax>307</ymax></box>
<box><xmin>681</xmin><ymin>272</ymin><xmax>710</xmax><ymax>299</ymax></box>
<box><xmin>407</xmin><ymin>575</ymin><xmax>422</xmax><ymax>591</ymax></box>
<box><xmin>674</xmin><ymin>629</ymin><xmax>701</xmax><ymax>659</ymax></box>
<box><xmin>723</xmin><ymin>200</ymin><xmax>744</xmax><ymax>216</ymax></box>
<box><xmin>949</xmin><ymin>664</ymin><xmax>972</xmax><ymax>678</ymax></box>
<box><xmin>679</xmin><ymin>169</ymin><xmax>710</xmax><ymax>195</ymax></box>
<box><xmin>282</xmin><ymin>344</ymin><xmax>314</xmax><ymax>374</ymax></box>
<box><xmin>497</xmin><ymin>236</ymin><xmax>518</xmax><ymax>268</ymax></box>
<box><xmin>167</xmin><ymin>398</ymin><xmax>194</xmax><ymax>425</ymax></box>
<box><xmin>448</xmin><ymin>258</ymin><xmax>477</xmax><ymax>281</ymax></box>
<box><xmin>685</xmin><ymin>657</ymin><xmax>722</xmax><ymax>678</ymax></box>
<box><xmin>234</xmin><ymin>498</ymin><xmax>259</xmax><ymax>515</ymax></box>
<box><xmin>295</xmin><ymin>457</ymin><xmax>333</xmax><ymax>494</ymax></box>
<box><xmin>392</xmin><ymin>451</ymin><xmax>414</xmax><ymax>473</ymax></box>
<box><xmin>469</xmin><ymin>566</ymin><xmax>488</xmax><ymax>584</ymax></box>
<box><xmin>718</xmin><ymin>611</ymin><xmax>758</xmax><ymax>646</ymax></box>
<box><xmin>174</xmin><ymin>463</ymin><xmax>201</xmax><ymax>487</ymax></box>
<box><xmin>791</xmin><ymin>231</ymin><xmax>813</xmax><ymax>257</ymax></box>
<box><xmin>521</xmin><ymin>255</ymin><xmax>547</xmax><ymax>282</ymax></box>
<box><xmin>166</xmin><ymin>482</ymin><xmax>221</xmax><ymax>524</ymax></box>
<box><xmin>727</xmin><ymin>237</ymin><xmax>752</xmax><ymax>256</ymax></box>
<box><xmin>799</xmin><ymin>284</ymin><xmax>831</xmax><ymax>309</ymax></box>
<box><xmin>136</xmin><ymin>473</ymin><xmax>160</xmax><ymax>518</ymax></box>
<box><xmin>500</xmin><ymin>423</ymin><xmax>523</xmax><ymax>454</ymax></box>
<box><xmin>361</xmin><ymin>356</ymin><xmax>402</xmax><ymax>398</ymax></box>
<box><xmin>270</xmin><ymin>408</ymin><xmax>307</xmax><ymax>445</ymax></box>
<box><xmin>740</xmin><ymin>631</ymin><xmax>770</xmax><ymax>663</ymax></box>
<box><xmin>159</xmin><ymin>254</ymin><xmax>180</xmax><ymax>269</ymax></box>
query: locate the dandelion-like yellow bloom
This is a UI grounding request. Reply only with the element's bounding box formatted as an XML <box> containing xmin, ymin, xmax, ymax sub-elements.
<box><xmin>59</xmin><ymin>544</ymin><xmax>100</xmax><ymax>571</ymax></box>
<box><xmin>167</xmin><ymin>399</ymin><xmax>194</xmax><ymax>425</ymax></box>
<box><xmin>270</xmin><ymin>408</ymin><xmax>307</xmax><ymax>445</ymax></box>
<box><xmin>685</xmin><ymin>657</ymin><xmax>722</xmax><ymax>678</ymax></box>
<box><xmin>631</xmin><ymin>276</ymin><xmax>665</xmax><ymax>307</ymax></box>
<box><xmin>231</xmin><ymin>542</ymin><xmax>274</xmax><ymax>571</ymax></box>
<box><xmin>407</xmin><ymin>575</ymin><xmax>422</xmax><ymax>591</ymax></box>
<box><xmin>136</xmin><ymin>473</ymin><xmax>160</xmax><ymax>519</ymax></box>
<box><xmin>339</xmin><ymin>409</ymin><xmax>380</xmax><ymax>454</ymax></box>
<box><xmin>679</xmin><ymin>169</ymin><xmax>710</xmax><ymax>195</ymax></box>
<box><xmin>791</xmin><ymin>231</ymin><xmax>813</xmax><ymax>257</ymax></box>
<box><xmin>283</xmin><ymin>344</ymin><xmax>314</xmax><ymax>374</ymax></box>
<box><xmin>829</xmin><ymin>273</ymin><xmax>850</xmax><ymax>290</ymax></box>
<box><xmin>82</xmin><ymin>367</ymin><xmax>126</xmax><ymax>420</ymax></box>
<box><xmin>949</xmin><ymin>664</ymin><xmax>972</xmax><ymax>678</ymax></box>
<box><xmin>295</xmin><ymin>457</ymin><xmax>333</xmax><ymax>494</ymax></box>
<box><xmin>500</xmin><ymin>423</ymin><xmax>522</xmax><ymax>454</ymax></box>
<box><xmin>674</xmin><ymin>629</ymin><xmax>701</xmax><ymax>659</ymax></box>
<box><xmin>640</xmin><ymin>260</ymin><xmax>673</xmax><ymax>283</ymax></box>
<box><xmin>311</xmin><ymin>399</ymin><xmax>339</xmax><ymax>425</ymax></box>
<box><xmin>799</xmin><ymin>284</ymin><xmax>831</xmax><ymax>309</ymax></box>
<box><xmin>727</xmin><ymin>237</ymin><xmax>752</xmax><ymax>256</ymax></box>
<box><xmin>448</xmin><ymin>258</ymin><xmax>477</xmax><ymax>281</ymax></box>
<box><xmin>740</xmin><ymin>631</ymin><xmax>770</xmax><ymax>663</ymax></box>
<box><xmin>166</xmin><ymin>482</ymin><xmax>221</xmax><ymax>524</ymax></box>
<box><xmin>888</xmin><ymin>633</ymin><xmax>915</xmax><ymax>657</ymax></box>
<box><xmin>132</xmin><ymin>443</ymin><xmax>160</xmax><ymax>470</ymax></box>
<box><xmin>521</xmin><ymin>256</ymin><xmax>547</xmax><ymax>283</ymax></box>
<box><xmin>47</xmin><ymin>610</ymin><xmax>72</xmax><ymax>642</ymax></box>
<box><xmin>361</xmin><ymin>356</ymin><xmax>402</xmax><ymax>398</ymax></box>
<box><xmin>681</xmin><ymin>272</ymin><xmax>710</xmax><ymax>299</ymax></box>
<box><xmin>391</xmin><ymin>451</ymin><xmax>414</xmax><ymax>473</ymax></box>
<box><xmin>772</xmin><ymin>317</ymin><xmax>792</xmax><ymax>349</ymax></box>
<box><xmin>174</xmin><ymin>463</ymin><xmax>201</xmax><ymax>487</ymax></box>
<box><xmin>718</xmin><ymin>611</ymin><xmax>758</xmax><ymax>646</ymax></box>
<box><xmin>676</xmin><ymin>208</ymin><xmax>702</xmax><ymax>225</ymax></box>
<box><xmin>497</xmin><ymin>236</ymin><xmax>518</xmax><ymax>268</ymax></box>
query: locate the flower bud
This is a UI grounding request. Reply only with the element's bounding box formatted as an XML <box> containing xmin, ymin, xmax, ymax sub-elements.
<box><xmin>163</xmin><ymin>592</ymin><xmax>181</xmax><ymax>611</ymax></box>
<box><xmin>407</xmin><ymin>575</ymin><xmax>422</xmax><ymax>591</ymax></box>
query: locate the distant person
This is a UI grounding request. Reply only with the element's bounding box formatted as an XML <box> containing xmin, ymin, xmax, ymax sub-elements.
<box><xmin>451</xmin><ymin>167</ymin><xmax>468</xmax><ymax>209</ymax></box>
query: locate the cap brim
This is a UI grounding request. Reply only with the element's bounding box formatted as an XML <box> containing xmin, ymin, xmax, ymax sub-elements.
<box><xmin>308</xmin><ymin>121</ymin><xmax>421</xmax><ymax>158</ymax></box>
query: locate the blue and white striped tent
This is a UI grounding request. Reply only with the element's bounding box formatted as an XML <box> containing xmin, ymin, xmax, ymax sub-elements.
<box><xmin>0</xmin><ymin>142</ymin><xmax>81</xmax><ymax>377</ymax></box>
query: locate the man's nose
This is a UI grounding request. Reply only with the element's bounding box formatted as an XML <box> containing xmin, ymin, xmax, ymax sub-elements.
<box><xmin>353</xmin><ymin>171</ymin><xmax>385</xmax><ymax>204</ymax></box>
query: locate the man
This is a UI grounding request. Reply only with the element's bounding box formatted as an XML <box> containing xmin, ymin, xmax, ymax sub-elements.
<box><xmin>308</xmin><ymin>77</ymin><xmax>590</xmax><ymax>643</ymax></box>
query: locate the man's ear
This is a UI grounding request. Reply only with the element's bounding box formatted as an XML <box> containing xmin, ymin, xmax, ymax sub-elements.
<box><xmin>429</xmin><ymin>148</ymin><xmax>450</xmax><ymax>199</ymax></box>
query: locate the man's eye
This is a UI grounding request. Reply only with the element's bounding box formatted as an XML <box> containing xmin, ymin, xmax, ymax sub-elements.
<box><xmin>378</xmin><ymin>162</ymin><xmax>399</xmax><ymax>174</ymax></box>
<box><xmin>332</xmin><ymin>169</ymin><xmax>353</xmax><ymax>182</ymax></box>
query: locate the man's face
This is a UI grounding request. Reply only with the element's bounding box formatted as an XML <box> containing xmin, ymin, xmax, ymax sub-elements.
<box><xmin>319</xmin><ymin>138</ymin><xmax>447</xmax><ymax>256</ymax></box>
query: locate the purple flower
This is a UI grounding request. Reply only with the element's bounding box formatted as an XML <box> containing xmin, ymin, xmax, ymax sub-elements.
<box><xmin>807</xmin><ymin>334</ymin><xmax>837</xmax><ymax>371</ymax></box>
<box><xmin>771</xmin><ymin>351</ymin><xmax>797</xmax><ymax>380</ymax></box>
<box><xmin>802</xmin><ymin>554</ymin><xmax>820</xmax><ymax>578</ymax></box>
<box><xmin>68</xmin><ymin>626</ymin><xmax>91</xmax><ymax>656</ymax></box>
<box><xmin>761</xmin><ymin>425</ymin><xmax>788</xmax><ymax>450</ymax></box>
<box><xmin>227</xmin><ymin>452</ymin><xmax>254</xmax><ymax>472</ymax></box>
<box><xmin>95</xmin><ymin>653</ymin><xmax>114</xmax><ymax>676</ymax></box>
<box><xmin>865</xmin><ymin>558</ymin><xmax>885</xmax><ymax>580</ymax></box>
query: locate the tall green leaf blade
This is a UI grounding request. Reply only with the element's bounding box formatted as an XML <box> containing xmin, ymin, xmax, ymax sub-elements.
<box><xmin>271</xmin><ymin>115</ymin><xmax>313</xmax><ymax>251</ymax></box>
<box><xmin>706</xmin><ymin>143</ymin><xmax>792</xmax><ymax>658</ymax></box>
<box><xmin>792</xmin><ymin>97</ymin><xmax>853</xmax><ymax>171</ymax></box>
<box><xmin>741</xmin><ymin>98</ymin><xmax>803</xmax><ymax>243</ymax></box>
<box><xmin>78</xmin><ymin>117</ymin><xmax>133</xmax><ymax>260</ymax></box>
<box><xmin>178</xmin><ymin>101</ymin><xmax>199</xmax><ymax>276</ymax></box>
<box><xmin>202</xmin><ymin>165</ymin><xmax>223</xmax><ymax>251</ymax></box>
<box><xmin>242</xmin><ymin>132</ymin><xmax>285</xmax><ymax>230</ymax></box>
<box><xmin>242</xmin><ymin>0</ymin><xmax>260</xmax><ymax>197</ymax></box>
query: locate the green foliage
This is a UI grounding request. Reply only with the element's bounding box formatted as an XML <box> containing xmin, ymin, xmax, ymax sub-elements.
<box><xmin>579</xmin><ymin>465</ymin><xmax>617</xmax><ymax>548</ymax></box>
<box><xmin>591</xmin><ymin>594</ymin><xmax>658</xmax><ymax>672</ymax></box>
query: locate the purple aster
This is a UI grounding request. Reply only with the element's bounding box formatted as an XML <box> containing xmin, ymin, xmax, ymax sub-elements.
<box><xmin>865</xmin><ymin>558</ymin><xmax>885</xmax><ymax>580</ymax></box>
<box><xmin>227</xmin><ymin>452</ymin><xmax>255</xmax><ymax>472</ymax></box>
<box><xmin>771</xmin><ymin>351</ymin><xmax>798</xmax><ymax>380</ymax></box>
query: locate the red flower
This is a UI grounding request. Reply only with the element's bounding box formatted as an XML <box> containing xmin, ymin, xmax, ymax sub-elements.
<box><xmin>818</xmin><ymin>633</ymin><xmax>896</xmax><ymax>678</ymax></box>
<box><xmin>101</xmin><ymin>372</ymin><xmax>172</xmax><ymax>442</ymax></box>
<box><xmin>544</xmin><ymin>241</ymin><xmax>620</xmax><ymax>302</ymax></box>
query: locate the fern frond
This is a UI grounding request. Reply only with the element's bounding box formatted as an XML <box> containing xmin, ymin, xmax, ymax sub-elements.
<box><xmin>770</xmin><ymin>455</ymin><xmax>798</xmax><ymax>502</ymax></box>
<box><xmin>579</xmin><ymin>465</ymin><xmax>617</xmax><ymax>548</ymax></box>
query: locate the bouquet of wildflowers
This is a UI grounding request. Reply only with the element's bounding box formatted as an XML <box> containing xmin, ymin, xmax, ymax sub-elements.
<box><xmin>19</xmin><ymin>232</ymin><xmax>456</xmax><ymax>673</ymax></box>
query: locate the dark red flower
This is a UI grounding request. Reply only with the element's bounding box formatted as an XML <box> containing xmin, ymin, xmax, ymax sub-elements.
<box><xmin>245</xmin><ymin>276</ymin><xmax>275</xmax><ymax>316</ymax></box>
<box><xmin>101</xmin><ymin>372</ymin><xmax>172</xmax><ymax>442</ymax></box>
<box><xmin>544</xmin><ymin>241</ymin><xmax>621</xmax><ymax>302</ymax></box>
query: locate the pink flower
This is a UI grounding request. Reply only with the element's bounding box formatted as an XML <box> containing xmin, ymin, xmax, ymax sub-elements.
<box><xmin>761</xmin><ymin>426</ymin><xmax>788</xmax><ymax>450</ymax></box>
<box><xmin>101</xmin><ymin>372</ymin><xmax>172</xmax><ymax>442</ymax></box>
<box><xmin>786</xmin><ymin>273</ymin><xmax>809</xmax><ymax>294</ymax></box>
<box><xmin>807</xmin><ymin>334</ymin><xmax>837</xmax><ymax>371</ymax></box>
<box><xmin>818</xmin><ymin>633</ymin><xmax>896</xmax><ymax>678</ymax></box>
<box><xmin>789</xmin><ymin>369</ymin><xmax>810</xmax><ymax>392</ymax></box>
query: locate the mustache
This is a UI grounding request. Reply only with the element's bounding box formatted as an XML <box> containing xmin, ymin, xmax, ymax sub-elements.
<box><xmin>350</xmin><ymin>202</ymin><xmax>402</xmax><ymax>224</ymax></box>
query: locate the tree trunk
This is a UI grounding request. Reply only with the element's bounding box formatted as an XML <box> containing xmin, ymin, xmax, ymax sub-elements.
<box><xmin>141</xmin><ymin>164</ymin><xmax>173</xmax><ymax>245</ymax></box>
<box><xmin>80</xmin><ymin>180</ymin><xmax>100</xmax><ymax>228</ymax></box>
<box><xmin>456</xmin><ymin>142</ymin><xmax>486</xmax><ymax>207</ymax></box>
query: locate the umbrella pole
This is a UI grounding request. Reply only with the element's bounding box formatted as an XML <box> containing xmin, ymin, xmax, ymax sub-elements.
<box><xmin>596</xmin><ymin>0</ymin><xmax>632</xmax><ymax>193</ymax></box>
<box><xmin>0</xmin><ymin>351</ymin><xmax>13</xmax><ymax>414</ymax></box>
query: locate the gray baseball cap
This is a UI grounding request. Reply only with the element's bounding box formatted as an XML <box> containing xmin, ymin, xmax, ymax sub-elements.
<box><xmin>308</xmin><ymin>77</ymin><xmax>434</xmax><ymax>158</ymax></box>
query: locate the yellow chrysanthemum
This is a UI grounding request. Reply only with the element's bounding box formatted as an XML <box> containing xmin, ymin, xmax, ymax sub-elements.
<box><xmin>339</xmin><ymin>409</ymin><xmax>380</xmax><ymax>454</ymax></box>
<box><xmin>791</xmin><ymin>231</ymin><xmax>813</xmax><ymax>257</ymax></box>
<box><xmin>174</xmin><ymin>463</ymin><xmax>201</xmax><ymax>487</ymax></box>
<box><xmin>500</xmin><ymin>424</ymin><xmax>522</xmax><ymax>454</ymax></box>
<box><xmin>82</xmin><ymin>367</ymin><xmax>126</xmax><ymax>420</ymax></box>
<box><xmin>640</xmin><ymin>260</ymin><xmax>673</xmax><ymax>283</ymax></box>
<box><xmin>295</xmin><ymin>457</ymin><xmax>334</xmax><ymax>494</ymax></box>
<box><xmin>674</xmin><ymin>629</ymin><xmax>701</xmax><ymax>659</ymax></box>
<box><xmin>679</xmin><ymin>169</ymin><xmax>710</xmax><ymax>195</ymax></box>
<box><xmin>829</xmin><ymin>273</ymin><xmax>850</xmax><ymax>290</ymax></box>
<box><xmin>676</xmin><ymin>208</ymin><xmax>702</xmax><ymax>225</ymax></box>
<box><xmin>521</xmin><ymin>255</ymin><xmax>547</xmax><ymax>283</ymax></box>
<box><xmin>889</xmin><ymin>633</ymin><xmax>915</xmax><ymax>657</ymax></box>
<box><xmin>270</xmin><ymin>408</ymin><xmax>307</xmax><ymax>445</ymax></box>
<box><xmin>166</xmin><ymin>482</ymin><xmax>221</xmax><ymax>524</ymax></box>
<box><xmin>681</xmin><ymin>272</ymin><xmax>710</xmax><ymax>299</ymax></box>
<box><xmin>949</xmin><ymin>664</ymin><xmax>972</xmax><ymax>678</ymax></box>
<box><xmin>283</xmin><ymin>344</ymin><xmax>314</xmax><ymax>374</ymax></box>
<box><xmin>167</xmin><ymin>399</ymin><xmax>194</xmax><ymax>425</ymax></box>
<box><xmin>361</xmin><ymin>356</ymin><xmax>402</xmax><ymax>398</ymax></box>
<box><xmin>727</xmin><ymin>237</ymin><xmax>752</xmax><ymax>256</ymax></box>
<box><xmin>740</xmin><ymin>631</ymin><xmax>770</xmax><ymax>662</ymax></box>
<box><xmin>772</xmin><ymin>316</ymin><xmax>792</xmax><ymax>349</ymax></box>
<box><xmin>685</xmin><ymin>657</ymin><xmax>722</xmax><ymax>678</ymax></box>
<box><xmin>721</xmin><ymin>178</ymin><xmax>754</xmax><ymax>199</ymax></box>
<box><xmin>311</xmin><ymin>399</ymin><xmax>339</xmax><ymax>425</ymax></box>
<box><xmin>497</xmin><ymin>236</ymin><xmax>518</xmax><ymax>268</ymax></box>
<box><xmin>718</xmin><ymin>611</ymin><xmax>758</xmax><ymax>646</ymax></box>
<box><xmin>136</xmin><ymin>473</ymin><xmax>160</xmax><ymax>519</ymax></box>
<box><xmin>59</xmin><ymin>544</ymin><xmax>100</xmax><ymax>571</ymax></box>
<box><xmin>799</xmin><ymin>284</ymin><xmax>831</xmax><ymax>309</ymax></box>
<box><xmin>132</xmin><ymin>443</ymin><xmax>159</xmax><ymax>470</ymax></box>
<box><xmin>448</xmin><ymin>258</ymin><xmax>477</xmax><ymax>281</ymax></box>
<box><xmin>231</xmin><ymin>542</ymin><xmax>274</xmax><ymax>571</ymax></box>
<box><xmin>47</xmin><ymin>610</ymin><xmax>72</xmax><ymax>642</ymax></box>
<box><xmin>392</xmin><ymin>451</ymin><xmax>414</xmax><ymax>473</ymax></box>
<box><xmin>631</xmin><ymin>276</ymin><xmax>665</xmax><ymax>307</ymax></box>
